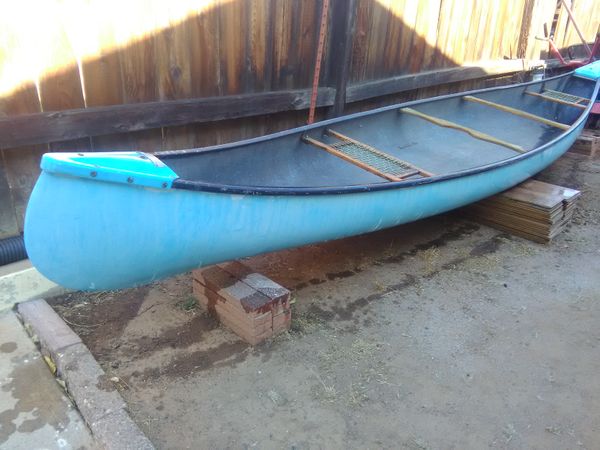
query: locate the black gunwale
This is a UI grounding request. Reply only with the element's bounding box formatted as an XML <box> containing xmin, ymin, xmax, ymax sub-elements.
<box><xmin>159</xmin><ymin>72</ymin><xmax>600</xmax><ymax>196</ymax></box>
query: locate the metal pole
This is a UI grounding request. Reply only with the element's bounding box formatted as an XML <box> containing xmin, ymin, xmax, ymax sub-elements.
<box><xmin>308</xmin><ymin>0</ymin><xmax>330</xmax><ymax>125</ymax></box>
<box><xmin>560</xmin><ymin>0</ymin><xmax>592</xmax><ymax>57</ymax></box>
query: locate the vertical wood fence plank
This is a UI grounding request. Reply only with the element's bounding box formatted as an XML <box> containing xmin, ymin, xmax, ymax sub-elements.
<box><xmin>154</xmin><ymin>2</ymin><xmax>195</xmax><ymax>150</ymax></box>
<box><xmin>0</xmin><ymin>152</ymin><xmax>19</xmax><ymax>238</ymax></box>
<box><xmin>525</xmin><ymin>0</ymin><xmax>559</xmax><ymax>60</ymax></box>
<box><xmin>0</xmin><ymin>81</ymin><xmax>47</xmax><ymax>234</ymax></box>
<box><xmin>38</xmin><ymin>7</ymin><xmax>90</xmax><ymax>152</ymax></box>
<box><xmin>271</xmin><ymin>0</ymin><xmax>293</xmax><ymax>90</ymax></box>
<box><xmin>179</xmin><ymin>2</ymin><xmax>224</xmax><ymax>151</ymax></box>
<box><xmin>327</xmin><ymin>0</ymin><xmax>358</xmax><ymax>117</ymax></box>
<box><xmin>297</xmin><ymin>0</ymin><xmax>320</xmax><ymax>88</ymax></box>
<box><xmin>218</xmin><ymin>0</ymin><xmax>247</xmax><ymax>95</ymax></box>
<box><xmin>82</xmin><ymin>0</ymin><xmax>126</xmax><ymax>151</ymax></box>
<box><xmin>349</xmin><ymin>0</ymin><xmax>373</xmax><ymax>83</ymax></box>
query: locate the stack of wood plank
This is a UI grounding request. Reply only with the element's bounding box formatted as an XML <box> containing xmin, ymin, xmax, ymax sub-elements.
<box><xmin>465</xmin><ymin>179</ymin><xmax>581</xmax><ymax>243</ymax></box>
<box><xmin>569</xmin><ymin>128</ymin><xmax>600</xmax><ymax>157</ymax></box>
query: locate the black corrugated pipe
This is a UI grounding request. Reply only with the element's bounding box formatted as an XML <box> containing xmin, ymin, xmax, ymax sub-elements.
<box><xmin>0</xmin><ymin>235</ymin><xmax>27</xmax><ymax>266</ymax></box>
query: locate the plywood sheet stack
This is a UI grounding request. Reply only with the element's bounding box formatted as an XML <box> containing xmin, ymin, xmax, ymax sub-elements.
<box><xmin>569</xmin><ymin>128</ymin><xmax>600</xmax><ymax>157</ymax></box>
<box><xmin>465</xmin><ymin>179</ymin><xmax>581</xmax><ymax>243</ymax></box>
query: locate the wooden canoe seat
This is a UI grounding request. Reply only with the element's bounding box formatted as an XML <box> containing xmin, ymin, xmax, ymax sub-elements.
<box><xmin>463</xmin><ymin>95</ymin><xmax>570</xmax><ymax>130</ymax></box>
<box><xmin>302</xmin><ymin>130</ymin><xmax>432</xmax><ymax>182</ymax></box>
<box><xmin>524</xmin><ymin>89</ymin><xmax>589</xmax><ymax>110</ymax></box>
<box><xmin>539</xmin><ymin>89</ymin><xmax>589</xmax><ymax>104</ymax></box>
<box><xmin>399</xmin><ymin>107</ymin><xmax>525</xmax><ymax>153</ymax></box>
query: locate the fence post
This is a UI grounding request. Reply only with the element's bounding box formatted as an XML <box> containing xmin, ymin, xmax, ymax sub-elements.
<box><xmin>326</xmin><ymin>0</ymin><xmax>358</xmax><ymax>118</ymax></box>
<box><xmin>517</xmin><ymin>0</ymin><xmax>536</xmax><ymax>59</ymax></box>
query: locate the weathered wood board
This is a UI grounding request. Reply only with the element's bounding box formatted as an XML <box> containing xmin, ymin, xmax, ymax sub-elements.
<box><xmin>465</xmin><ymin>179</ymin><xmax>581</xmax><ymax>243</ymax></box>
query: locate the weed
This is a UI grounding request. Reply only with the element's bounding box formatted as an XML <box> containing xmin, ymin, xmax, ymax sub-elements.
<box><xmin>310</xmin><ymin>369</ymin><xmax>337</xmax><ymax>403</ymax></box>
<box><xmin>418</xmin><ymin>246</ymin><xmax>440</xmax><ymax>273</ymax></box>
<box><xmin>290</xmin><ymin>310</ymin><xmax>324</xmax><ymax>334</ymax></box>
<box><xmin>177</xmin><ymin>296</ymin><xmax>198</xmax><ymax>312</ymax></box>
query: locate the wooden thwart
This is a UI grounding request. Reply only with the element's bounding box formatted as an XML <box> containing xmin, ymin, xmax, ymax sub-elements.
<box><xmin>524</xmin><ymin>90</ymin><xmax>587</xmax><ymax>110</ymax></box>
<box><xmin>302</xmin><ymin>131</ymin><xmax>431</xmax><ymax>182</ymax></box>
<box><xmin>463</xmin><ymin>95</ymin><xmax>571</xmax><ymax>130</ymax></box>
<box><xmin>302</xmin><ymin>136</ymin><xmax>406</xmax><ymax>181</ymax></box>
<box><xmin>399</xmin><ymin>107</ymin><xmax>525</xmax><ymax>153</ymax></box>
<box><xmin>537</xmin><ymin>89</ymin><xmax>589</xmax><ymax>105</ymax></box>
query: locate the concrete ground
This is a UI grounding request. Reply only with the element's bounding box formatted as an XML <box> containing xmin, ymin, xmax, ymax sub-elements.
<box><xmin>0</xmin><ymin>259</ymin><xmax>66</xmax><ymax>312</ymax></box>
<box><xmin>0</xmin><ymin>310</ymin><xmax>95</xmax><ymax>449</ymax></box>
<box><xmin>50</xmin><ymin>152</ymin><xmax>600</xmax><ymax>449</ymax></box>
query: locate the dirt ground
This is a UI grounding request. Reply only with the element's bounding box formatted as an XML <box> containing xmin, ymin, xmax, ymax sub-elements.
<box><xmin>50</xmin><ymin>151</ymin><xmax>600</xmax><ymax>450</ymax></box>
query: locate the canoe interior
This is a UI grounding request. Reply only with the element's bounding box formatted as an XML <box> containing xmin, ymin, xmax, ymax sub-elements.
<box><xmin>158</xmin><ymin>73</ymin><xmax>596</xmax><ymax>190</ymax></box>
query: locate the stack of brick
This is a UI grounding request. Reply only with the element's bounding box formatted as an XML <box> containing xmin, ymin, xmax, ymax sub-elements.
<box><xmin>192</xmin><ymin>261</ymin><xmax>291</xmax><ymax>345</ymax></box>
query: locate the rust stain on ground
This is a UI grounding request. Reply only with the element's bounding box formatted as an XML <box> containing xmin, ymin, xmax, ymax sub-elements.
<box><xmin>325</xmin><ymin>270</ymin><xmax>357</xmax><ymax>281</ymax></box>
<box><xmin>124</xmin><ymin>313</ymin><xmax>219</xmax><ymax>361</ymax></box>
<box><xmin>132</xmin><ymin>341</ymin><xmax>249</xmax><ymax>381</ymax></box>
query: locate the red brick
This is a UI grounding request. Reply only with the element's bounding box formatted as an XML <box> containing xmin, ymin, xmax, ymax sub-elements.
<box><xmin>195</xmin><ymin>281</ymin><xmax>268</xmax><ymax>326</ymax></box>
<box><xmin>271</xmin><ymin>297</ymin><xmax>290</xmax><ymax>317</ymax></box>
<box><xmin>193</xmin><ymin>266</ymin><xmax>235</xmax><ymax>292</ymax></box>
<box><xmin>272</xmin><ymin>310</ymin><xmax>291</xmax><ymax>334</ymax></box>
<box><xmin>215</xmin><ymin>306</ymin><xmax>271</xmax><ymax>335</ymax></box>
<box><xmin>194</xmin><ymin>282</ymin><xmax>273</xmax><ymax>340</ymax></box>
<box><xmin>219</xmin><ymin>312</ymin><xmax>273</xmax><ymax>345</ymax></box>
<box><xmin>194</xmin><ymin>267</ymin><xmax>256</xmax><ymax>308</ymax></box>
<box><xmin>249</xmin><ymin>328</ymin><xmax>274</xmax><ymax>345</ymax></box>
<box><xmin>192</xmin><ymin>264</ymin><xmax>293</xmax><ymax>345</ymax></box>
<box><xmin>194</xmin><ymin>277</ymin><xmax>265</xmax><ymax>318</ymax></box>
<box><xmin>218</xmin><ymin>315</ymin><xmax>256</xmax><ymax>344</ymax></box>
<box><xmin>253</xmin><ymin>312</ymin><xmax>272</xmax><ymax>327</ymax></box>
<box><xmin>192</xmin><ymin>280</ymin><xmax>210</xmax><ymax>306</ymax></box>
<box><xmin>198</xmin><ymin>266</ymin><xmax>274</xmax><ymax>313</ymax></box>
<box><xmin>217</xmin><ymin>261</ymin><xmax>253</xmax><ymax>280</ymax></box>
<box><xmin>219</xmin><ymin>262</ymin><xmax>290</xmax><ymax>304</ymax></box>
<box><xmin>206</xmin><ymin>291</ymin><xmax>267</xmax><ymax>328</ymax></box>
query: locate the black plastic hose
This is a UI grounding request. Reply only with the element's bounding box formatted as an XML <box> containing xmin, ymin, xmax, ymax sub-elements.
<box><xmin>0</xmin><ymin>235</ymin><xmax>27</xmax><ymax>266</ymax></box>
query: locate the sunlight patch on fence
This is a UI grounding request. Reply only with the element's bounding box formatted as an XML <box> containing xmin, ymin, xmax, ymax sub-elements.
<box><xmin>0</xmin><ymin>0</ymin><xmax>224</xmax><ymax>98</ymax></box>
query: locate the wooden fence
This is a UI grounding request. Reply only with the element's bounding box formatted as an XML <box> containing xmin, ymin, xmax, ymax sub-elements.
<box><xmin>0</xmin><ymin>0</ymin><xmax>599</xmax><ymax>238</ymax></box>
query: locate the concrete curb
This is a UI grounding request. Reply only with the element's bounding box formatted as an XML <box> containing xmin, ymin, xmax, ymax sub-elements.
<box><xmin>17</xmin><ymin>299</ymin><xmax>155</xmax><ymax>450</ymax></box>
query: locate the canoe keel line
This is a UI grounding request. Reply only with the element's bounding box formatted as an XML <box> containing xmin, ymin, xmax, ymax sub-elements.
<box><xmin>24</xmin><ymin>62</ymin><xmax>600</xmax><ymax>291</ymax></box>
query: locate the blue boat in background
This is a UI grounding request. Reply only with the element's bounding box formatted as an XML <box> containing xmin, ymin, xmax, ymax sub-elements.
<box><xmin>25</xmin><ymin>62</ymin><xmax>600</xmax><ymax>291</ymax></box>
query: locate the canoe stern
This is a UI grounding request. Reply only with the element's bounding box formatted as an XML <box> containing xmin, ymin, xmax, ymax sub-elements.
<box><xmin>41</xmin><ymin>151</ymin><xmax>178</xmax><ymax>189</ymax></box>
<box><xmin>25</xmin><ymin>152</ymin><xmax>180</xmax><ymax>290</ymax></box>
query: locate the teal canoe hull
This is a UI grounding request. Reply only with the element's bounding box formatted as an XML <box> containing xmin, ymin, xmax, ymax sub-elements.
<box><xmin>25</xmin><ymin>121</ymin><xmax>583</xmax><ymax>291</ymax></box>
<box><xmin>24</xmin><ymin>65</ymin><xmax>600</xmax><ymax>291</ymax></box>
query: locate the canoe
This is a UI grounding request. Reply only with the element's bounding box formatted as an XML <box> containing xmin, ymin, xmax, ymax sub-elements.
<box><xmin>25</xmin><ymin>62</ymin><xmax>600</xmax><ymax>291</ymax></box>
